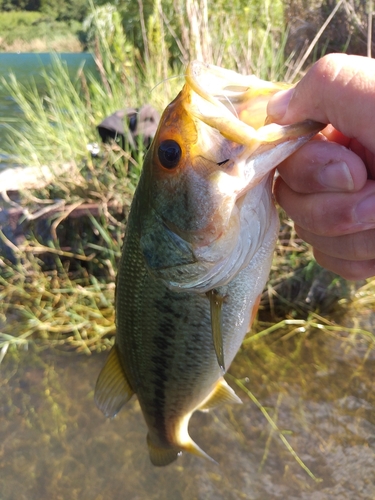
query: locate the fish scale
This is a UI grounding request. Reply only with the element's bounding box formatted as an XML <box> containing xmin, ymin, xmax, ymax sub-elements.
<box><xmin>94</xmin><ymin>61</ymin><xmax>324</xmax><ymax>466</ymax></box>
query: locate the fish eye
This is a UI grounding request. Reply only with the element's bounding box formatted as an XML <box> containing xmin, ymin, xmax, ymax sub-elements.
<box><xmin>158</xmin><ymin>140</ymin><xmax>182</xmax><ymax>169</ymax></box>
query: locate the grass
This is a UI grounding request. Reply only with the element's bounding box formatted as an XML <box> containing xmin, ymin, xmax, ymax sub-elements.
<box><xmin>0</xmin><ymin>0</ymin><xmax>374</xmax><ymax>357</ymax></box>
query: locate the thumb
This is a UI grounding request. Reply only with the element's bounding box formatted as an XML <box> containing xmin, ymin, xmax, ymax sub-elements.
<box><xmin>267</xmin><ymin>53</ymin><xmax>375</xmax><ymax>154</ymax></box>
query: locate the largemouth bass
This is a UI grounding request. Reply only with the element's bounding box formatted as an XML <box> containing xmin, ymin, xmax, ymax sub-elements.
<box><xmin>95</xmin><ymin>61</ymin><xmax>323</xmax><ymax>466</ymax></box>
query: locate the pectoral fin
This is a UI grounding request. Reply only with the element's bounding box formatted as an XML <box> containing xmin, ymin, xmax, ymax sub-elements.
<box><xmin>207</xmin><ymin>289</ymin><xmax>225</xmax><ymax>371</ymax></box>
<box><xmin>94</xmin><ymin>344</ymin><xmax>134</xmax><ymax>417</ymax></box>
<box><xmin>198</xmin><ymin>378</ymin><xmax>242</xmax><ymax>411</ymax></box>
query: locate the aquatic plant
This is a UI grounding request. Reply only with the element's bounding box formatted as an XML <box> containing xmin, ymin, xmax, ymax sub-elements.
<box><xmin>0</xmin><ymin>0</ymin><xmax>372</xmax><ymax>359</ymax></box>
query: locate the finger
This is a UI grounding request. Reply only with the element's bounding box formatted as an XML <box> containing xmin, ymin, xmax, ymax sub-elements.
<box><xmin>276</xmin><ymin>140</ymin><xmax>367</xmax><ymax>194</ymax></box>
<box><xmin>274</xmin><ymin>178</ymin><xmax>375</xmax><ymax>236</ymax></box>
<box><xmin>267</xmin><ymin>54</ymin><xmax>375</xmax><ymax>154</ymax></box>
<box><xmin>321</xmin><ymin>125</ymin><xmax>351</xmax><ymax>146</ymax></box>
<box><xmin>295</xmin><ymin>224</ymin><xmax>375</xmax><ymax>261</ymax></box>
<box><xmin>322</xmin><ymin>127</ymin><xmax>375</xmax><ymax>175</ymax></box>
<box><xmin>312</xmin><ymin>249</ymin><xmax>375</xmax><ymax>281</ymax></box>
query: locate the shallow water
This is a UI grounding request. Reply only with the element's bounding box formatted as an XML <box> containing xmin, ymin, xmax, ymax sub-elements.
<box><xmin>1</xmin><ymin>321</ymin><xmax>375</xmax><ymax>500</ymax></box>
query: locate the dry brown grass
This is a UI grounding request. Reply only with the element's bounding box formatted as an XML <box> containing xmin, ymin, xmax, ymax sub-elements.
<box><xmin>0</xmin><ymin>36</ymin><xmax>82</xmax><ymax>53</ymax></box>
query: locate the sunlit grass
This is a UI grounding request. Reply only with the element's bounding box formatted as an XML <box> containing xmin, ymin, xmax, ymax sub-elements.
<box><xmin>0</xmin><ymin>0</ymin><xmax>372</xmax><ymax>367</ymax></box>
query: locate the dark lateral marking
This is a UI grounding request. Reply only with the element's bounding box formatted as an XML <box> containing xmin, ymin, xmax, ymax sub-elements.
<box><xmin>150</xmin><ymin>311</ymin><xmax>177</xmax><ymax>435</ymax></box>
<box><xmin>153</xmin><ymin>336</ymin><xmax>172</xmax><ymax>351</ymax></box>
<box><xmin>155</xmin><ymin>301</ymin><xmax>182</xmax><ymax>319</ymax></box>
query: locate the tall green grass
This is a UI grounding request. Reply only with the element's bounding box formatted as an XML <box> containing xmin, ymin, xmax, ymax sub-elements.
<box><xmin>0</xmin><ymin>0</ymin><xmax>374</xmax><ymax>362</ymax></box>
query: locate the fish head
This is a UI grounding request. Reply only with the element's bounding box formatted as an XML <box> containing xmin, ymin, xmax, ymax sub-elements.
<box><xmin>136</xmin><ymin>61</ymin><xmax>324</xmax><ymax>292</ymax></box>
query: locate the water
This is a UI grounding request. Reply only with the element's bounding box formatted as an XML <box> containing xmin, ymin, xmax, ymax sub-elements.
<box><xmin>0</xmin><ymin>52</ymin><xmax>97</xmax><ymax>153</ymax></box>
<box><xmin>1</xmin><ymin>317</ymin><xmax>375</xmax><ymax>500</ymax></box>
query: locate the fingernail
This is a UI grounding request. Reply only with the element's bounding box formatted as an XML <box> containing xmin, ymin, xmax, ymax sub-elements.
<box><xmin>319</xmin><ymin>161</ymin><xmax>354</xmax><ymax>191</ymax></box>
<box><xmin>267</xmin><ymin>88</ymin><xmax>293</xmax><ymax>120</ymax></box>
<box><xmin>355</xmin><ymin>195</ymin><xmax>375</xmax><ymax>224</ymax></box>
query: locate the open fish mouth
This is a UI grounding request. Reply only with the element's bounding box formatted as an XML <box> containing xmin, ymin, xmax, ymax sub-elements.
<box><xmin>186</xmin><ymin>60</ymin><xmax>324</xmax><ymax>189</ymax></box>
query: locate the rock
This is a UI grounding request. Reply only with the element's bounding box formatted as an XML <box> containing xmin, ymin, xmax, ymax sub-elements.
<box><xmin>0</xmin><ymin>163</ymin><xmax>73</xmax><ymax>192</ymax></box>
<box><xmin>97</xmin><ymin>104</ymin><xmax>160</xmax><ymax>150</ymax></box>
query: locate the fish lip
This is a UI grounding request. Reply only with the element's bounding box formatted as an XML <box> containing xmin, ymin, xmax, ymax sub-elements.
<box><xmin>186</xmin><ymin>60</ymin><xmax>276</xmax><ymax>105</ymax></box>
<box><xmin>185</xmin><ymin>61</ymin><xmax>325</xmax><ymax>151</ymax></box>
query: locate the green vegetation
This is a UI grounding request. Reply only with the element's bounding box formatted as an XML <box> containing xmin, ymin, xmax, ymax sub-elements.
<box><xmin>0</xmin><ymin>11</ymin><xmax>83</xmax><ymax>51</ymax></box>
<box><xmin>0</xmin><ymin>1</ymin><xmax>374</xmax><ymax>358</ymax></box>
<box><xmin>0</xmin><ymin>0</ymin><xmax>372</xmax><ymax>57</ymax></box>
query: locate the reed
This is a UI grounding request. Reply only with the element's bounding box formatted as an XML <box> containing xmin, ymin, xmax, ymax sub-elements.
<box><xmin>0</xmin><ymin>0</ymin><xmax>373</xmax><ymax>365</ymax></box>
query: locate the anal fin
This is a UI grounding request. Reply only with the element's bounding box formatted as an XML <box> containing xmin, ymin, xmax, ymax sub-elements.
<box><xmin>198</xmin><ymin>378</ymin><xmax>242</xmax><ymax>411</ymax></box>
<box><xmin>147</xmin><ymin>434</ymin><xmax>217</xmax><ymax>467</ymax></box>
<box><xmin>94</xmin><ymin>344</ymin><xmax>134</xmax><ymax>417</ymax></box>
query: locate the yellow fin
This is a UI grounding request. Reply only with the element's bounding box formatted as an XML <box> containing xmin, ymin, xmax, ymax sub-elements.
<box><xmin>147</xmin><ymin>416</ymin><xmax>217</xmax><ymax>466</ymax></box>
<box><xmin>207</xmin><ymin>289</ymin><xmax>225</xmax><ymax>371</ymax></box>
<box><xmin>94</xmin><ymin>344</ymin><xmax>134</xmax><ymax>417</ymax></box>
<box><xmin>181</xmin><ymin>440</ymin><xmax>218</xmax><ymax>465</ymax></box>
<box><xmin>147</xmin><ymin>434</ymin><xmax>181</xmax><ymax>466</ymax></box>
<box><xmin>198</xmin><ymin>378</ymin><xmax>242</xmax><ymax>411</ymax></box>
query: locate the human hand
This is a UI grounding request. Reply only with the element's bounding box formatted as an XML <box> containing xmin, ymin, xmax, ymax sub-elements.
<box><xmin>267</xmin><ymin>53</ymin><xmax>375</xmax><ymax>280</ymax></box>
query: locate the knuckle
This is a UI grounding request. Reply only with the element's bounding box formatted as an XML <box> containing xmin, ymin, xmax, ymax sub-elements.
<box><xmin>314</xmin><ymin>249</ymin><xmax>374</xmax><ymax>281</ymax></box>
<box><xmin>312</xmin><ymin>53</ymin><xmax>346</xmax><ymax>82</ymax></box>
<box><xmin>340</xmin><ymin>261</ymin><xmax>375</xmax><ymax>281</ymax></box>
<box><xmin>355</xmin><ymin>230</ymin><xmax>375</xmax><ymax>260</ymax></box>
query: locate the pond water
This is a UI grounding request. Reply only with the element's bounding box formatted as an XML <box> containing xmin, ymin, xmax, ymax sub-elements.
<box><xmin>0</xmin><ymin>52</ymin><xmax>97</xmax><ymax>150</ymax></box>
<box><xmin>1</xmin><ymin>316</ymin><xmax>375</xmax><ymax>500</ymax></box>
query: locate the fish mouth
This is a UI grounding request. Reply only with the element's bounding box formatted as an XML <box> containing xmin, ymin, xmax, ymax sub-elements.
<box><xmin>141</xmin><ymin>62</ymin><xmax>325</xmax><ymax>293</ymax></box>
<box><xmin>184</xmin><ymin>61</ymin><xmax>325</xmax><ymax>188</ymax></box>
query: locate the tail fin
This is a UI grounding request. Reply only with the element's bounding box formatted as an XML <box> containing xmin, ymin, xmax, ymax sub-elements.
<box><xmin>147</xmin><ymin>434</ymin><xmax>181</xmax><ymax>466</ymax></box>
<box><xmin>181</xmin><ymin>439</ymin><xmax>218</xmax><ymax>464</ymax></box>
<box><xmin>147</xmin><ymin>433</ymin><xmax>217</xmax><ymax>466</ymax></box>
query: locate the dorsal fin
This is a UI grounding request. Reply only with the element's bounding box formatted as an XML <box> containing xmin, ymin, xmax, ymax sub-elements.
<box><xmin>198</xmin><ymin>378</ymin><xmax>242</xmax><ymax>411</ymax></box>
<box><xmin>94</xmin><ymin>344</ymin><xmax>134</xmax><ymax>417</ymax></box>
<box><xmin>207</xmin><ymin>289</ymin><xmax>225</xmax><ymax>371</ymax></box>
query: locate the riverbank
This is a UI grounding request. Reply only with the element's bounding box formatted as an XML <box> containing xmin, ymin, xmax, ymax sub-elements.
<box><xmin>0</xmin><ymin>12</ymin><xmax>83</xmax><ymax>53</ymax></box>
<box><xmin>0</xmin><ymin>35</ymin><xmax>83</xmax><ymax>53</ymax></box>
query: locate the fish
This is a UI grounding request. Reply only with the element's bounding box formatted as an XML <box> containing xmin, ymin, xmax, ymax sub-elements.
<box><xmin>94</xmin><ymin>61</ymin><xmax>324</xmax><ymax>466</ymax></box>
